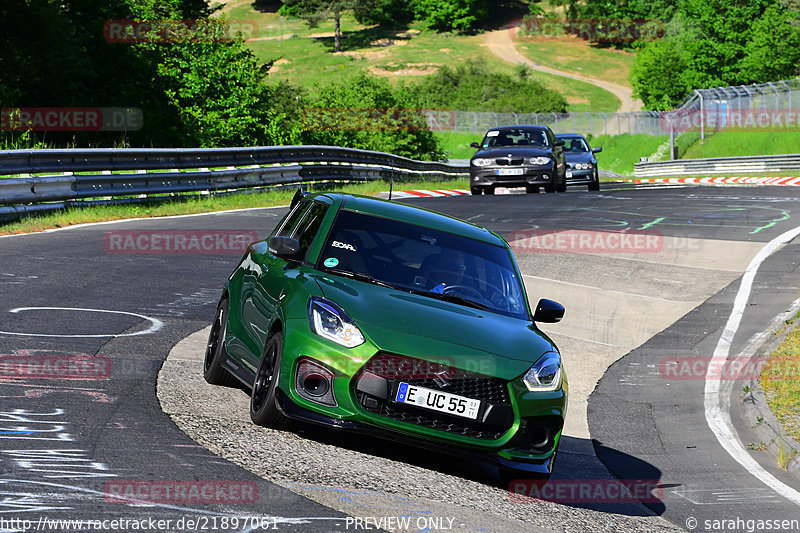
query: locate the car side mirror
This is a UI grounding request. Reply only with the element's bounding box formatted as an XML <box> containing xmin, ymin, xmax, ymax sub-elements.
<box><xmin>470</xmin><ymin>142</ymin><xmax>480</xmax><ymax>149</ymax></box>
<box><xmin>533</xmin><ymin>299</ymin><xmax>565</xmax><ymax>323</ymax></box>
<box><xmin>554</xmin><ymin>139</ymin><xmax>565</xmax><ymax>147</ymax></box>
<box><xmin>268</xmin><ymin>236</ymin><xmax>300</xmax><ymax>259</ymax></box>
<box><xmin>592</xmin><ymin>147</ymin><xmax>602</xmax><ymax>153</ymax></box>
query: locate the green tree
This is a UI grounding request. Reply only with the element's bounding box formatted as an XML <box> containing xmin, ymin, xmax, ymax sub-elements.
<box><xmin>630</xmin><ymin>38</ymin><xmax>690</xmax><ymax>110</ymax></box>
<box><xmin>301</xmin><ymin>72</ymin><xmax>444</xmax><ymax>161</ymax></box>
<box><xmin>280</xmin><ymin>0</ymin><xmax>369</xmax><ymax>52</ymax></box>
<box><xmin>410</xmin><ymin>0</ymin><xmax>489</xmax><ymax>33</ymax></box>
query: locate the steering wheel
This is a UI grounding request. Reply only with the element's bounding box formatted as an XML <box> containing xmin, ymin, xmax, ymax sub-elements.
<box><xmin>442</xmin><ymin>284</ymin><xmax>493</xmax><ymax>306</ymax></box>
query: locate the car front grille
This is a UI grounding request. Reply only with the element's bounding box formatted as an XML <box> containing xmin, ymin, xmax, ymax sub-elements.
<box><xmin>353</xmin><ymin>352</ymin><xmax>514</xmax><ymax>441</ymax></box>
<box><xmin>496</xmin><ymin>157</ymin><xmax>525</xmax><ymax>166</ymax></box>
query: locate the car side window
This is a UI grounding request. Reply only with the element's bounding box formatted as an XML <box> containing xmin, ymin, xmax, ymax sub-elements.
<box><xmin>292</xmin><ymin>201</ymin><xmax>329</xmax><ymax>260</ymax></box>
<box><xmin>276</xmin><ymin>202</ymin><xmax>311</xmax><ymax>238</ymax></box>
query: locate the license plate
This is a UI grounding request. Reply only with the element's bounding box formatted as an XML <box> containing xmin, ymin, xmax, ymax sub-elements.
<box><xmin>496</xmin><ymin>168</ymin><xmax>524</xmax><ymax>176</ymax></box>
<box><xmin>395</xmin><ymin>382</ymin><xmax>481</xmax><ymax>420</ymax></box>
<box><xmin>566</xmin><ymin>171</ymin><xmax>573</xmax><ymax>178</ymax></box>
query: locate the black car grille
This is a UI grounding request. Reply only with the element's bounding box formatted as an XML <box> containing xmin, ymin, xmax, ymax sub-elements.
<box><xmin>354</xmin><ymin>353</ymin><xmax>513</xmax><ymax>441</ymax></box>
<box><xmin>496</xmin><ymin>157</ymin><xmax>525</xmax><ymax>166</ymax></box>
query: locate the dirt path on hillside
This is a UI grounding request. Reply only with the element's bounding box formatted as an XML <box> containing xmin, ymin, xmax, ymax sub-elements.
<box><xmin>483</xmin><ymin>29</ymin><xmax>642</xmax><ymax>113</ymax></box>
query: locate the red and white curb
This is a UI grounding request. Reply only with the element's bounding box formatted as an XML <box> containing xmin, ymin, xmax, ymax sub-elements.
<box><xmin>619</xmin><ymin>177</ymin><xmax>800</xmax><ymax>186</ymax></box>
<box><xmin>387</xmin><ymin>189</ymin><xmax>470</xmax><ymax>198</ymax></box>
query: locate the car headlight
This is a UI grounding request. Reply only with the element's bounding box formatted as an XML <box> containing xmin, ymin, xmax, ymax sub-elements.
<box><xmin>529</xmin><ymin>157</ymin><xmax>551</xmax><ymax>165</ymax></box>
<box><xmin>574</xmin><ymin>163</ymin><xmax>592</xmax><ymax>170</ymax></box>
<box><xmin>309</xmin><ymin>296</ymin><xmax>365</xmax><ymax>348</ymax></box>
<box><xmin>472</xmin><ymin>158</ymin><xmax>493</xmax><ymax>167</ymax></box>
<box><xmin>522</xmin><ymin>352</ymin><xmax>562</xmax><ymax>392</ymax></box>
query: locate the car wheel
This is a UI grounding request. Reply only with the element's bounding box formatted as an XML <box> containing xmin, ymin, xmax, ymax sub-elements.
<box><xmin>544</xmin><ymin>184</ymin><xmax>555</xmax><ymax>193</ymax></box>
<box><xmin>484</xmin><ymin>187</ymin><xmax>495</xmax><ymax>195</ymax></box>
<box><xmin>525</xmin><ymin>185</ymin><xmax>540</xmax><ymax>194</ymax></box>
<box><xmin>556</xmin><ymin>178</ymin><xmax>567</xmax><ymax>193</ymax></box>
<box><xmin>470</xmin><ymin>187</ymin><xmax>481</xmax><ymax>195</ymax></box>
<box><xmin>250</xmin><ymin>332</ymin><xmax>289</xmax><ymax>428</ymax></box>
<box><xmin>588</xmin><ymin>172</ymin><xmax>600</xmax><ymax>191</ymax></box>
<box><xmin>204</xmin><ymin>297</ymin><xmax>238</xmax><ymax>387</ymax></box>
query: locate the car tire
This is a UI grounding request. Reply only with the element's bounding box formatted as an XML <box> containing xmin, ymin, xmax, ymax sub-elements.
<box><xmin>484</xmin><ymin>187</ymin><xmax>495</xmax><ymax>195</ymax></box>
<box><xmin>250</xmin><ymin>332</ymin><xmax>290</xmax><ymax>428</ymax></box>
<box><xmin>588</xmin><ymin>172</ymin><xmax>600</xmax><ymax>191</ymax></box>
<box><xmin>525</xmin><ymin>185</ymin><xmax>540</xmax><ymax>194</ymax></box>
<box><xmin>470</xmin><ymin>187</ymin><xmax>481</xmax><ymax>195</ymax></box>
<box><xmin>556</xmin><ymin>178</ymin><xmax>567</xmax><ymax>193</ymax></box>
<box><xmin>544</xmin><ymin>184</ymin><xmax>555</xmax><ymax>193</ymax></box>
<box><xmin>204</xmin><ymin>297</ymin><xmax>238</xmax><ymax>387</ymax></box>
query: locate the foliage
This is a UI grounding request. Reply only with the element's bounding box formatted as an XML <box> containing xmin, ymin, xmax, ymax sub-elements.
<box><xmin>406</xmin><ymin>60</ymin><xmax>568</xmax><ymax>113</ymax></box>
<box><xmin>410</xmin><ymin>0</ymin><xmax>490</xmax><ymax>33</ymax></box>
<box><xmin>279</xmin><ymin>0</ymin><xmax>364</xmax><ymax>51</ymax></box>
<box><xmin>301</xmin><ymin>72</ymin><xmax>445</xmax><ymax>161</ymax></box>
<box><xmin>631</xmin><ymin>0</ymin><xmax>800</xmax><ymax>109</ymax></box>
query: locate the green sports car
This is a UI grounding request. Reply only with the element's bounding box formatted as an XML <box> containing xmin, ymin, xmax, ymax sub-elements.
<box><xmin>204</xmin><ymin>191</ymin><xmax>567</xmax><ymax>478</ymax></box>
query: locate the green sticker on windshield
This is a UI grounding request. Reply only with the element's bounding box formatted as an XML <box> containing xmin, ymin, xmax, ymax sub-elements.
<box><xmin>324</xmin><ymin>257</ymin><xmax>339</xmax><ymax>268</ymax></box>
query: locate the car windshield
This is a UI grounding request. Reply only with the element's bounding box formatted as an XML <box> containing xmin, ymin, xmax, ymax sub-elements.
<box><xmin>481</xmin><ymin>128</ymin><xmax>549</xmax><ymax>149</ymax></box>
<box><xmin>316</xmin><ymin>210</ymin><xmax>530</xmax><ymax>320</ymax></box>
<box><xmin>559</xmin><ymin>136</ymin><xmax>590</xmax><ymax>152</ymax></box>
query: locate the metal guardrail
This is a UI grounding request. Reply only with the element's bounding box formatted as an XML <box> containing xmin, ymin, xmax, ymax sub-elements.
<box><xmin>0</xmin><ymin>146</ymin><xmax>469</xmax><ymax>221</ymax></box>
<box><xmin>634</xmin><ymin>153</ymin><xmax>800</xmax><ymax>178</ymax></box>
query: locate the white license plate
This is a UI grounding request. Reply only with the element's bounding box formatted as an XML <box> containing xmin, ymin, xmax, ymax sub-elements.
<box><xmin>566</xmin><ymin>171</ymin><xmax>573</xmax><ymax>178</ymax></box>
<box><xmin>395</xmin><ymin>382</ymin><xmax>481</xmax><ymax>420</ymax></box>
<box><xmin>497</xmin><ymin>168</ymin><xmax>524</xmax><ymax>176</ymax></box>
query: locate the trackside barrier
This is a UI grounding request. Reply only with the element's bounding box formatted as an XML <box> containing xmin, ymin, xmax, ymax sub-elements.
<box><xmin>0</xmin><ymin>146</ymin><xmax>469</xmax><ymax>221</ymax></box>
<box><xmin>634</xmin><ymin>153</ymin><xmax>800</xmax><ymax>178</ymax></box>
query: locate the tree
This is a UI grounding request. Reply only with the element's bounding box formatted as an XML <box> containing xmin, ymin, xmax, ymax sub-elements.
<box><xmin>280</xmin><ymin>0</ymin><xmax>369</xmax><ymax>52</ymax></box>
<box><xmin>410</xmin><ymin>0</ymin><xmax>489</xmax><ymax>33</ymax></box>
<box><xmin>630</xmin><ymin>38</ymin><xmax>690</xmax><ymax>110</ymax></box>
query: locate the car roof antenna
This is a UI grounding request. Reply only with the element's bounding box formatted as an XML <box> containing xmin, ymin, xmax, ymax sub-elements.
<box><xmin>290</xmin><ymin>188</ymin><xmax>306</xmax><ymax>209</ymax></box>
<box><xmin>388</xmin><ymin>175</ymin><xmax>393</xmax><ymax>201</ymax></box>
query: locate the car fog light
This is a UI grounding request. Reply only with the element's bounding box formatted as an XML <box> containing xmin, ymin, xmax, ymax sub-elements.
<box><xmin>295</xmin><ymin>358</ymin><xmax>337</xmax><ymax>406</ymax></box>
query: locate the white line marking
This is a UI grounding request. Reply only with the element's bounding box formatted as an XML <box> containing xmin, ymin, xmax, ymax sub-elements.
<box><xmin>0</xmin><ymin>307</ymin><xmax>163</xmax><ymax>338</ymax></box>
<box><xmin>522</xmin><ymin>274</ymin><xmax>680</xmax><ymax>303</ymax></box>
<box><xmin>704</xmin><ymin>223</ymin><xmax>800</xmax><ymax>507</ymax></box>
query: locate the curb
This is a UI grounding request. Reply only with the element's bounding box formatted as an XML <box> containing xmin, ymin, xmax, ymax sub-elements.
<box><xmin>739</xmin><ymin>314</ymin><xmax>800</xmax><ymax>479</ymax></box>
<box><xmin>616</xmin><ymin>177</ymin><xmax>800</xmax><ymax>186</ymax></box>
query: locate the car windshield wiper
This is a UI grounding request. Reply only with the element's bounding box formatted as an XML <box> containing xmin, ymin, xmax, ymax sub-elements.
<box><xmin>324</xmin><ymin>268</ymin><xmax>400</xmax><ymax>290</ymax></box>
<box><xmin>409</xmin><ymin>289</ymin><xmax>490</xmax><ymax>311</ymax></box>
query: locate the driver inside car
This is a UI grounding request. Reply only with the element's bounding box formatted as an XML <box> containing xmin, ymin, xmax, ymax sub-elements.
<box><xmin>425</xmin><ymin>249</ymin><xmax>468</xmax><ymax>293</ymax></box>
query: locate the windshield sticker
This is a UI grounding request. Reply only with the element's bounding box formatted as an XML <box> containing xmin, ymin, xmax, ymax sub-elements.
<box><xmin>331</xmin><ymin>241</ymin><xmax>357</xmax><ymax>252</ymax></box>
<box><xmin>324</xmin><ymin>257</ymin><xmax>339</xmax><ymax>268</ymax></box>
<box><xmin>421</xmin><ymin>234</ymin><xmax>437</xmax><ymax>246</ymax></box>
<box><xmin>486</xmin><ymin>130</ymin><xmax>499</xmax><ymax>137</ymax></box>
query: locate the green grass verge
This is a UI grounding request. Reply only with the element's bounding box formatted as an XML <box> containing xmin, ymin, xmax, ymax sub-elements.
<box><xmin>588</xmin><ymin>134</ymin><xmax>669</xmax><ymax>176</ymax></box>
<box><xmin>682</xmin><ymin>131</ymin><xmax>800</xmax><ymax>159</ymax></box>
<box><xmin>0</xmin><ymin>178</ymin><xmax>469</xmax><ymax>236</ymax></box>
<box><xmin>761</xmin><ymin>303</ymin><xmax>800</xmax><ymax>443</ymax></box>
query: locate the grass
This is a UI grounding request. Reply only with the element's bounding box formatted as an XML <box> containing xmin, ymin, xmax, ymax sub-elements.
<box><xmin>221</xmin><ymin>6</ymin><xmax>622</xmax><ymax>112</ymax></box>
<box><xmin>761</xmin><ymin>303</ymin><xmax>800</xmax><ymax>443</ymax></box>
<box><xmin>682</xmin><ymin>130</ymin><xmax>800</xmax><ymax>159</ymax></box>
<box><xmin>588</xmin><ymin>134</ymin><xmax>670</xmax><ymax>176</ymax></box>
<box><xmin>0</xmin><ymin>177</ymin><xmax>469</xmax><ymax>235</ymax></box>
<box><xmin>516</xmin><ymin>37</ymin><xmax>635</xmax><ymax>88</ymax></box>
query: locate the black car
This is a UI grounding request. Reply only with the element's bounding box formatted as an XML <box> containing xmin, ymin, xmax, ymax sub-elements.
<box><xmin>469</xmin><ymin>125</ymin><xmax>567</xmax><ymax>195</ymax></box>
<box><xmin>555</xmin><ymin>133</ymin><xmax>602</xmax><ymax>192</ymax></box>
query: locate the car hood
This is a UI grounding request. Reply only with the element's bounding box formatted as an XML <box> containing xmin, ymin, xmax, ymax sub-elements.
<box><xmin>472</xmin><ymin>147</ymin><xmax>553</xmax><ymax>159</ymax></box>
<box><xmin>313</xmin><ymin>275</ymin><xmax>557</xmax><ymax>380</ymax></box>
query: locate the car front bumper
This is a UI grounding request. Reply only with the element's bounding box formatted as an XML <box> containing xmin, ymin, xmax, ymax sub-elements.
<box><xmin>565</xmin><ymin>168</ymin><xmax>595</xmax><ymax>185</ymax></box>
<box><xmin>470</xmin><ymin>166</ymin><xmax>557</xmax><ymax>188</ymax></box>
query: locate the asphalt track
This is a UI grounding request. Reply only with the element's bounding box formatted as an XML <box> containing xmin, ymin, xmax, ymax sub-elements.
<box><xmin>0</xmin><ymin>183</ymin><xmax>798</xmax><ymax>532</ymax></box>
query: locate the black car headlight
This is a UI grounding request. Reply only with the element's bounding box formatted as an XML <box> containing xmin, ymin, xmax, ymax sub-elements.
<box><xmin>522</xmin><ymin>352</ymin><xmax>562</xmax><ymax>392</ymax></box>
<box><xmin>309</xmin><ymin>296</ymin><xmax>365</xmax><ymax>348</ymax></box>
<box><xmin>529</xmin><ymin>157</ymin><xmax>551</xmax><ymax>165</ymax></box>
